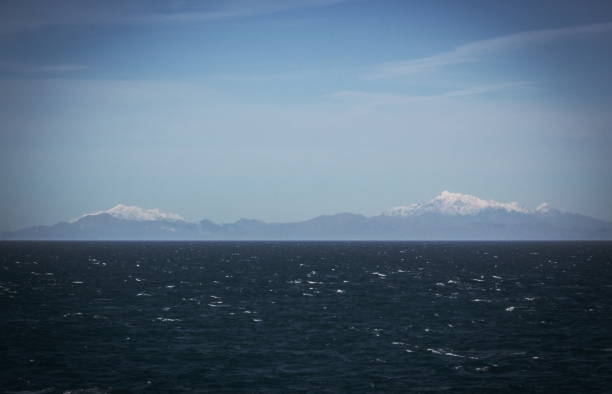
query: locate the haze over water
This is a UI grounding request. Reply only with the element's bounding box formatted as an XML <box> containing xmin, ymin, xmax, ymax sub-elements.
<box><xmin>2</xmin><ymin>241</ymin><xmax>611</xmax><ymax>393</ymax></box>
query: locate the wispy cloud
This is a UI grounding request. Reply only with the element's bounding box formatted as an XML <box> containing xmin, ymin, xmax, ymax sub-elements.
<box><xmin>329</xmin><ymin>82</ymin><xmax>527</xmax><ymax>106</ymax></box>
<box><xmin>0</xmin><ymin>0</ymin><xmax>344</xmax><ymax>76</ymax></box>
<box><xmin>121</xmin><ymin>0</ymin><xmax>345</xmax><ymax>24</ymax></box>
<box><xmin>205</xmin><ymin>71</ymin><xmax>313</xmax><ymax>82</ymax></box>
<box><xmin>0</xmin><ymin>0</ymin><xmax>346</xmax><ymax>35</ymax></box>
<box><xmin>0</xmin><ymin>61</ymin><xmax>87</xmax><ymax>74</ymax></box>
<box><xmin>373</xmin><ymin>22</ymin><xmax>612</xmax><ymax>78</ymax></box>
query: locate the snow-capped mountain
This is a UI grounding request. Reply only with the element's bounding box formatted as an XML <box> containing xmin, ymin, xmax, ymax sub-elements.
<box><xmin>535</xmin><ymin>202</ymin><xmax>555</xmax><ymax>214</ymax></box>
<box><xmin>76</xmin><ymin>204</ymin><xmax>185</xmax><ymax>222</ymax></box>
<box><xmin>3</xmin><ymin>193</ymin><xmax>612</xmax><ymax>240</ymax></box>
<box><xmin>384</xmin><ymin>191</ymin><xmax>531</xmax><ymax>216</ymax></box>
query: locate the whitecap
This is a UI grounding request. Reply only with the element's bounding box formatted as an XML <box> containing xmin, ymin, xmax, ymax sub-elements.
<box><xmin>63</xmin><ymin>312</ymin><xmax>83</xmax><ymax>318</ymax></box>
<box><xmin>427</xmin><ymin>348</ymin><xmax>464</xmax><ymax>358</ymax></box>
<box><xmin>136</xmin><ymin>292</ymin><xmax>151</xmax><ymax>297</ymax></box>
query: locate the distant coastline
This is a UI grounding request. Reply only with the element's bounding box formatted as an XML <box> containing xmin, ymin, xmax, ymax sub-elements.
<box><xmin>4</xmin><ymin>192</ymin><xmax>612</xmax><ymax>241</ymax></box>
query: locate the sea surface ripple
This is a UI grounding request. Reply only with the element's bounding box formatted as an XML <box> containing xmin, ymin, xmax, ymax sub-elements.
<box><xmin>1</xmin><ymin>241</ymin><xmax>611</xmax><ymax>393</ymax></box>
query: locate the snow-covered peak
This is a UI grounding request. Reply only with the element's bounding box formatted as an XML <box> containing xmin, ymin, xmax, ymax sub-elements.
<box><xmin>384</xmin><ymin>191</ymin><xmax>529</xmax><ymax>216</ymax></box>
<box><xmin>534</xmin><ymin>202</ymin><xmax>561</xmax><ymax>215</ymax></box>
<box><xmin>535</xmin><ymin>202</ymin><xmax>552</xmax><ymax>213</ymax></box>
<box><xmin>77</xmin><ymin>204</ymin><xmax>185</xmax><ymax>222</ymax></box>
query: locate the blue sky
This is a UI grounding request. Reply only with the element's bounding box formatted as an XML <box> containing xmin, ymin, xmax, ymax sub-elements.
<box><xmin>1</xmin><ymin>0</ymin><xmax>612</xmax><ymax>230</ymax></box>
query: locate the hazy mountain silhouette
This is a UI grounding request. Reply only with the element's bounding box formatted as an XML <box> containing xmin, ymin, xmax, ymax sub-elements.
<box><xmin>3</xmin><ymin>192</ymin><xmax>612</xmax><ymax>240</ymax></box>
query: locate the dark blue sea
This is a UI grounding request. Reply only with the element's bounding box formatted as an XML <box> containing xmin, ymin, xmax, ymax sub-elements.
<box><xmin>1</xmin><ymin>241</ymin><xmax>611</xmax><ymax>393</ymax></box>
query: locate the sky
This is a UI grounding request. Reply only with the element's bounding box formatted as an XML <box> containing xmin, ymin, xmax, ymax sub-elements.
<box><xmin>1</xmin><ymin>0</ymin><xmax>612</xmax><ymax>230</ymax></box>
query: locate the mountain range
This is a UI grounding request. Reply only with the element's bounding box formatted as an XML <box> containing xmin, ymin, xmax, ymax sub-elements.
<box><xmin>3</xmin><ymin>191</ymin><xmax>612</xmax><ymax>240</ymax></box>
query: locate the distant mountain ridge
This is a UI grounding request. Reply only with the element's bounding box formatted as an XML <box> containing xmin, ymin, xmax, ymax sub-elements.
<box><xmin>74</xmin><ymin>204</ymin><xmax>185</xmax><ymax>222</ymax></box>
<box><xmin>3</xmin><ymin>192</ymin><xmax>612</xmax><ymax>240</ymax></box>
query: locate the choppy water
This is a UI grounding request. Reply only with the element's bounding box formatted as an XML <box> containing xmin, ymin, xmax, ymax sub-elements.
<box><xmin>1</xmin><ymin>241</ymin><xmax>612</xmax><ymax>393</ymax></box>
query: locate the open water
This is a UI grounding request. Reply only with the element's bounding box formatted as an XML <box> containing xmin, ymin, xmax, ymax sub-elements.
<box><xmin>1</xmin><ymin>241</ymin><xmax>611</xmax><ymax>393</ymax></box>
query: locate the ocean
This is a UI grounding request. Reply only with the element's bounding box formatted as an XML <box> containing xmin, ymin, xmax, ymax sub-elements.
<box><xmin>1</xmin><ymin>241</ymin><xmax>611</xmax><ymax>393</ymax></box>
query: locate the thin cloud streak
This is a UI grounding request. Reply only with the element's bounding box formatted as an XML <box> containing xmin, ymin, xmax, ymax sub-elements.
<box><xmin>121</xmin><ymin>0</ymin><xmax>345</xmax><ymax>24</ymax></box>
<box><xmin>0</xmin><ymin>61</ymin><xmax>88</xmax><ymax>74</ymax></box>
<box><xmin>0</xmin><ymin>0</ymin><xmax>346</xmax><ymax>35</ymax></box>
<box><xmin>329</xmin><ymin>82</ymin><xmax>528</xmax><ymax>106</ymax></box>
<box><xmin>373</xmin><ymin>22</ymin><xmax>612</xmax><ymax>78</ymax></box>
